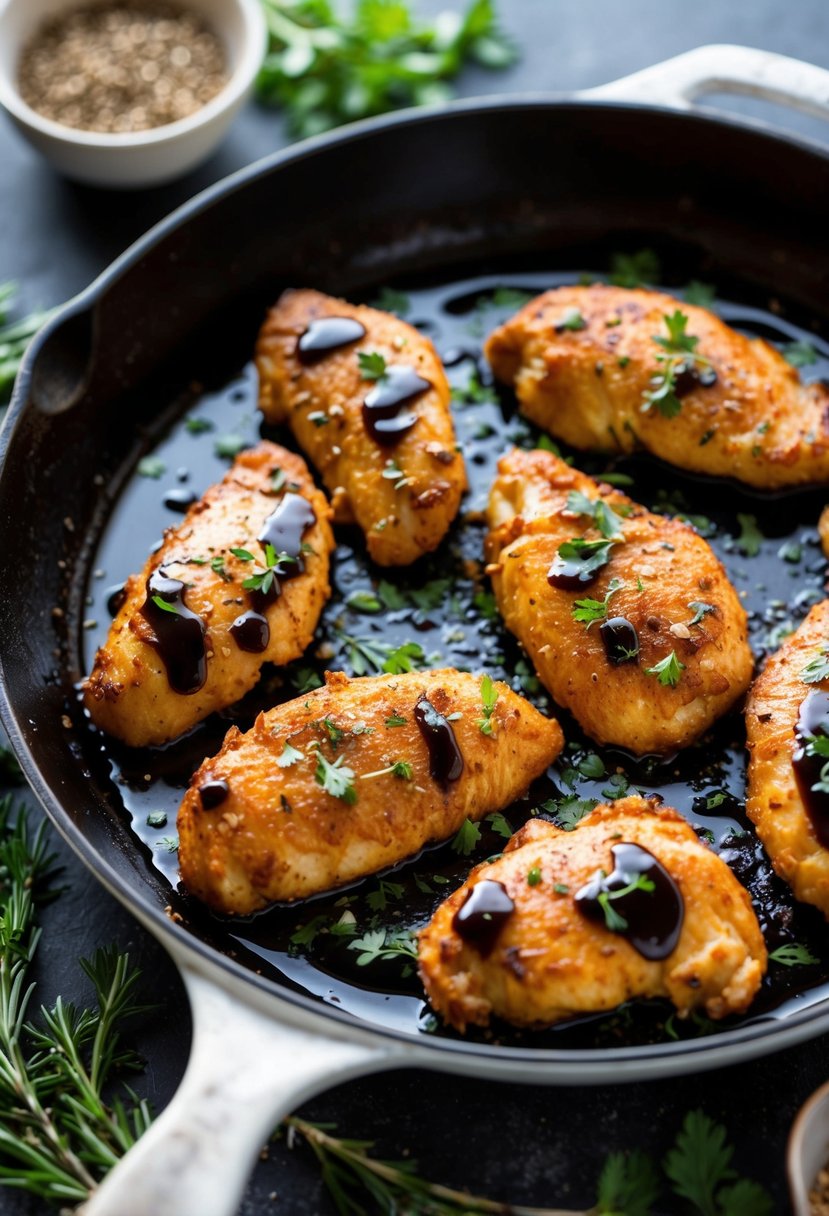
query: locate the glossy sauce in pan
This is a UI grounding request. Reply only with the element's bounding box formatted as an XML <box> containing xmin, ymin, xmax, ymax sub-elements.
<box><xmin>81</xmin><ymin>271</ymin><xmax>829</xmax><ymax>1049</ymax></box>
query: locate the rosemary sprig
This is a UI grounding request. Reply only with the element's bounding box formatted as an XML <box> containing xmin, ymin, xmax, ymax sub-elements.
<box><xmin>0</xmin><ymin>282</ymin><xmax>52</xmax><ymax>406</ymax></box>
<box><xmin>0</xmin><ymin>796</ymin><xmax>152</xmax><ymax>1205</ymax></box>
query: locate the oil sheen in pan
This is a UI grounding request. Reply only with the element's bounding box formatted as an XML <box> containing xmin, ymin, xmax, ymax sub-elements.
<box><xmin>81</xmin><ymin>271</ymin><xmax>829</xmax><ymax>1049</ymax></box>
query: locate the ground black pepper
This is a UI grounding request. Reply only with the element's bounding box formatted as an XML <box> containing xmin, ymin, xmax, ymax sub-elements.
<box><xmin>18</xmin><ymin>2</ymin><xmax>227</xmax><ymax>134</ymax></box>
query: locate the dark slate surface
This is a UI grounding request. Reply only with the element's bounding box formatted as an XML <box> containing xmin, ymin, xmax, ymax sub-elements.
<box><xmin>3</xmin><ymin>2</ymin><xmax>829</xmax><ymax>1212</ymax></box>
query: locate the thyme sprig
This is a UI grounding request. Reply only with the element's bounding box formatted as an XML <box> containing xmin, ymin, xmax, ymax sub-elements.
<box><xmin>0</xmin><ymin>797</ymin><xmax>152</xmax><ymax>1205</ymax></box>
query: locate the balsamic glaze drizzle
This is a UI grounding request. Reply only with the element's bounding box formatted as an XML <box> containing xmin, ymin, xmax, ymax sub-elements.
<box><xmin>199</xmin><ymin>778</ymin><xmax>230</xmax><ymax>810</ymax></box>
<box><xmin>297</xmin><ymin>316</ymin><xmax>366</xmax><ymax>364</ymax></box>
<box><xmin>575</xmin><ymin>842</ymin><xmax>684</xmax><ymax>960</ymax></box>
<box><xmin>363</xmin><ymin>365</ymin><xmax>430</xmax><ymax>446</ymax></box>
<box><xmin>140</xmin><ymin>570</ymin><xmax>207</xmax><ymax>695</ymax></box>
<box><xmin>414</xmin><ymin>695</ymin><xmax>464</xmax><ymax>785</ymax></box>
<box><xmin>452</xmin><ymin>879</ymin><xmax>515</xmax><ymax>957</ymax></box>
<box><xmin>600</xmin><ymin>616</ymin><xmax>640</xmax><ymax>665</ymax></box>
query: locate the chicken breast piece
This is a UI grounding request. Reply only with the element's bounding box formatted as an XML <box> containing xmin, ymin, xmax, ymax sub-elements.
<box><xmin>486</xmin><ymin>448</ymin><xmax>753</xmax><ymax>754</ymax></box>
<box><xmin>177</xmin><ymin>668</ymin><xmax>563</xmax><ymax>914</ymax></box>
<box><xmin>485</xmin><ymin>284</ymin><xmax>829</xmax><ymax>490</ymax></box>
<box><xmin>255</xmin><ymin>289</ymin><xmax>467</xmax><ymax>566</ymax></box>
<box><xmin>84</xmin><ymin>442</ymin><xmax>333</xmax><ymax>748</ymax></box>
<box><xmin>746</xmin><ymin>600</ymin><xmax>829</xmax><ymax>917</ymax></box>
<box><xmin>418</xmin><ymin>796</ymin><xmax>766</xmax><ymax>1032</ymax></box>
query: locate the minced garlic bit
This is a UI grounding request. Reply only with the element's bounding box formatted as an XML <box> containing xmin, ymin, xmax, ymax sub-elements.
<box><xmin>18</xmin><ymin>3</ymin><xmax>227</xmax><ymax>134</ymax></box>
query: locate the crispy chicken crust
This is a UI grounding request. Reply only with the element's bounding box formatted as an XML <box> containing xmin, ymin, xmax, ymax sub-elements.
<box><xmin>485</xmin><ymin>284</ymin><xmax>829</xmax><ymax>490</ymax></box>
<box><xmin>485</xmin><ymin>448</ymin><xmax>753</xmax><ymax>754</ymax></box>
<box><xmin>255</xmin><ymin>289</ymin><xmax>466</xmax><ymax>565</ymax></box>
<box><xmin>746</xmin><ymin>600</ymin><xmax>829</xmax><ymax>917</ymax></box>
<box><xmin>418</xmin><ymin>797</ymin><xmax>766</xmax><ymax>1032</ymax></box>
<box><xmin>83</xmin><ymin>442</ymin><xmax>333</xmax><ymax>748</ymax></box>
<box><xmin>177</xmin><ymin>669</ymin><xmax>563</xmax><ymax>915</ymax></box>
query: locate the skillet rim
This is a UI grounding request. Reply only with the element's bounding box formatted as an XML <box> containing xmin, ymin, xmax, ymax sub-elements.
<box><xmin>4</xmin><ymin>91</ymin><xmax>829</xmax><ymax>1071</ymax></box>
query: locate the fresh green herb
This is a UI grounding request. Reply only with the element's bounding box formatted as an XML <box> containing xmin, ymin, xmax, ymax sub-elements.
<box><xmin>597</xmin><ymin>872</ymin><xmax>655</xmax><ymax>933</ymax></box>
<box><xmin>184</xmin><ymin>415</ymin><xmax>213</xmax><ymax>434</ymax></box>
<box><xmin>601</xmin><ymin>772</ymin><xmax>631</xmax><ymax>801</ymax></box>
<box><xmin>256</xmin><ymin>0</ymin><xmax>516</xmax><ymax>139</ymax></box>
<box><xmin>617</xmin><ymin>355</ymin><xmax>631</xmax><ymax>369</ymax></box>
<box><xmin>156</xmin><ymin>835</ymin><xmax>179</xmax><ymax>853</ymax></box>
<box><xmin>211</xmin><ymin>555</ymin><xmax>232</xmax><ymax>582</ymax></box>
<box><xmin>289</xmin><ymin>914</ymin><xmax>330</xmax><ymax>949</ymax></box>
<box><xmin>782</xmin><ymin>339</ymin><xmax>818</xmax><ymax>368</ymax></box>
<box><xmin>488</xmin><ymin>287</ymin><xmax>535</xmax><ymax>310</ymax></box>
<box><xmin>735</xmin><ymin>513</ymin><xmax>763</xmax><ymax>557</ymax></box>
<box><xmin>688</xmin><ymin>601</ymin><xmax>715</xmax><ymax>628</ymax></box>
<box><xmin>146</xmin><ymin>810</ymin><xmax>167</xmax><ymax>828</ymax></box>
<box><xmin>150</xmin><ymin>594</ymin><xmax>180</xmax><ymax>615</ymax></box>
<box><xmin>566</xmin><ymin>490</ymin><xmax>626</xmax><ymax>540</ymax></box>
<box><xmin>308</xmin><ymin>410</ymin><xmax>329</xmax><ymax>427</ymax></box>
<box><xmin>683</xmin><ymin>280</ymin><xmax>716</xmax><ymax>308</ymax></box>
<box><xmin>312</xmin><ymin>747</ymin><xmax>357</xmax><ymax>804</ymax></box>
<box><xmin>277</xmin><ymin>741</ymin><xmax>305</xmax><ymax>768</ymax></box>
<box><xmin>321</xmin><ymin>718</ymin><xmax>345</xmax><ymax>746</ymax></box>
<box><xmin>778</xmin><ymin>540</ymin><xmax>802</xmax><ymax>563</ymax></box>
<box><xmin>381</xmin><ymin>457</ymin><xmax>412</xmax><ymax>490</ymax></box>
<box><xmin>347</xmin><ymin>590</ymin><xmax>383</xmax><ymax>614</ymax></box>
<box><xmin>801</xmin><ymin>648</ymin><xmax>829</xmax><ymax>685</ymax></box>
<box><xmin>357</xmin><ymin>350</ymin><xmax>388</xmax><ymax>381</ymax></box>
<box><xmin>214</xmin><ymin>434</ymin><xmax>246</xmax><ymax>459</ymax></box>
<box><xmin>477</xmin><ymin>673</ymin><xmax>498</xmax><ymax>735</ymax></box>
<box><xmin>555</xmin><ymin>537</ymin><xmax>619</xmax><ymax>580</ymax></box>
<box><xmin>291</xmin><ymin>666</ymin><xmax>323</xmax><ymax>694</ymax></box>
<box><xmin>557</xmin><ymin>307</ymin><xmax>586</xmax><ymax>332</ymax></box>
<box><xmin>451</xmin><ymin>817</ymin><xmax>481</xmax><ymax>855</ymax></box>
<box><xmin>348</xmin><ymin>927</ymin><xmax>417</xmax><ymax>971</ymax></box>
<box><xmin>595</xmin><ymin>1150</ymin><xmax>661</xmax><ymax>1216</ymax></box>
<box><xmin>644</xmin><ymin>651</ymin><xmax>685</xmax><ymax>687</ymax></box>
<box><xmin>664</xmin><ymin>1110</ymin><xmax>773</xmax><ymax>1216</ymax></box>
<box><xmin>0</xmin><ymin>748</ymin><xmax>24</xmax><ymax>787</ymax></box>
<box><xmin>599</xmin><ymin>471</ymin><xmax>634</xmax><ymax>487</ymax></box>
<box><xmin>361</xmin><ymin>759</ymin><xmax>413</xmax><ymax>781</ymax></box>
<box><xmin>608</xmin><ymin>249</ymin><xmax>661</xmax><ymax>288</ymax></box>
<box><xmin>486</xmin><ymin>812</ymin><xmax>513</xmax><ymax>840</ymax></box>
<box><xmin>541</xmin><ymin>795</ymin><xmax>598</xmax><ymax>831</ymax></box>
<box><xmin>706</xmin><ymin>792</ymin><xmax>727</xmax><ymax>810</ymax></box>
<box><xmin>242</xmin><ymin>542</ymin><xmax>297</xmax><ymax>595</ymax></box>
<box><xmin>376</xmin><ymin>580</ymin><xmax>407</xmax><ymax>610</ymax></box>
<box><xmin>383</xmin><ymin>640</ymin><xmax>427</xmax><ymax>674</ymax></box>
<box><xmin>452</xmin><ymin>367</ymin><xmax>493</xmax><ymax>405</ymax></box>
<box><xmin>769</xmin><ymin>942</ymin><xmax>819</xmax><ymax>967</ymax></box>
<box><xmin>572</xmin><ymin>577</ymin><xmax>624</xmax><ymax>627</ymax></box>
<box><xmin>229</xmin><ymin>547</ymin><xmax>255</xmax><ymax>562</ymax></box>
<box><xmin>371</xmin><ymin>287</ymin><xmax>410</xmax><ymax>316</ymax></box>
<box><xmin>137</xmin><ymin>456</ymin><xmax>165</xmax><ymax>479</ymax></box>
<box><xmin>527</xmin><ymin>866</ymin><xmax>542</xmax><ymax>886</ymax></box>
<box><xmin>536</xmin><ymin>433</ymin><xmax>562</xmax><ymax>455</ymax></box>
<box><xmin>270</xmin><ymin>467</ymin><xmax>291</xmax><ymax>495</ymax></box>
<box><xmin>0</xmin><ymin>282</ymin><xmax>52</xmax><ymax>406</ymax></box>
<box><xmin>385</xmin><ymin>713</ymin><xmax>407</xmax><ymax>727</ymax></box>
<box><xmin>366</xmin><ymin>879</ymin><xmax>405</xmax><ymax>913</ymax></box>
<box><xmin>553</xmin><ymin>882</ymin><xmax>570</xmax><ymax>895</ymax></box>
<box><xmin>642</xmin><ymin>310</ymin><xmax>711</xmax><ymax>419</ymax></box>
<box><xmin>578</xmin><ymin>753</ymin><xmax>606</xmax><ymax>779</ymax></box>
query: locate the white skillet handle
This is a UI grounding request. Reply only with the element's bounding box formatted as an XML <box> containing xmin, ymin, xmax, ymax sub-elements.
<box><xmin>80</xmin><ymin>965</ymin><xmax>395</xmax><ymax>1216</ymax></box>
<box><xmin>583</xmin><ymin>43</ymin><xmax>829</xmax><ymax>124</ymax></box>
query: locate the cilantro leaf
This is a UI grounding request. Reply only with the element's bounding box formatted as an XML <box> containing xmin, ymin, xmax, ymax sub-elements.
<box><xmin>801</xmin><ymin>649</ymin><xmax>829</xmax><ymax>685</ymax></box>
<box><xmin>735</xmin><ymin>513</ymin><xmax>763</xmax><ymax>557</ymax></box>
<box><xmin>358</xmin><ymin>351</ymin><xmax>388</xmax><ymax>380</ymax></box>
<box><xmin>277</xmin><ymin>741</ymin><xmax>305</xmax><ymax>768</ymax></box>
<box><xmin>313</xmin><ymin>749</ymin><xmax>357</xmax><ymax>804</ymax></box>
<box><xmin>347</xmin><ymin>590</ymin><xmax>383</xmax><ymax>614</ymax></box>
<box><xmin>486</xmin><ymin>812</ymin><xmax>513</xmax><ymax>839</ymax></box>
<box><xmin>654</xmin><ymin>309</ymin><xmax>700</xmax><ymax>356</ymax></box>
<box><xmin>382</xmin><ymin>641</ymin><xmax>426</xmax><ymax>675</ymax></box>
<box><xmin>645</xmin><ymin>651</ymin><xmax>685</xmax><ymax>687</ymax></box>
<box><xmin>541</xmin><ymin>794</ymin><xmax>598</xmax><ymax>831</ymax></box>
<box><xmin>366</xmin><ymin>879</ymin><xmax>405</xmax><ymax>913</ymax></box>
<box><xmin>451</xmin><ymin>817</ymin><xmax>481</xmax><ymax>855</ymax></box>
<box><xmin>214</xmin><ymin>434</ymin><xmax>246</xmax><ymax>459</ymax></box>
<box><xmin>557</xmin><ymin>307</ymin><xmax>586</xmax><ymax>331</ymax></box>
<box><xmin>768</xmin><ymin>942</ymin><xmax>819</xmax><ymax>967</ymax></box>
<box><xmin>782</xmin><ymin>339</ymin><xmax>818</xmax><ymax>368</ymax></box>
<box><xmin>596</xmin><ymin>1149</ymin><xmax>660</xmax><ymax>1216</ymax></box>
<box><xmin>663</xmin><ymin>1110</ymin><xmax>771</xmax><ymax>1216</ymax></box>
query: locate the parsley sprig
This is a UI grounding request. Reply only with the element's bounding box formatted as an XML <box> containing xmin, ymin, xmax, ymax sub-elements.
<box><xmin>642</xmin><ymin>310</ymin><xmax>711</xmax><ymax>418</ymax></box>
<box><xmin>311</xmin><ymin>744</ymin><xmax>357</xmax><ymax>803</ymax></box>
<box><xmin>554</xmin><ymin>537</ymin><xmax>619</xmax><ymax>580</ymax></box>
<box><xmin>573</xmin><ymin>578</ymin><xmax>624</xmax><ymax>628</ymax></box>
<box><xmin>566</xmin><ymin>490</ymin><xmax>626</xmax><ymax>540</ymax></box>
<box><xmin>801</xmin><ymin>647</ymin><xmax>829</xmax><ymax>685</ymax></box>
<box><xmin>242</xmin><ymin>542</ymin><xmax>297</xmax><ymax>595</ymax></box>
<box><xmin>256</xmin><ymin>0</ymin><xmax>517</xmax><ymax>138</ymax></box>
<box><xmin>645</xmin><ymin>651</ymin><xmax>685</xmax><ymax>688</ymax></box>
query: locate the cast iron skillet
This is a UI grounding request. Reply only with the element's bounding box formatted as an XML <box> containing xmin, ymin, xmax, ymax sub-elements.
<box><xmin>3</xmin><ymin>44</ymin><xmax>829</xmax><ymax>1216</ymax></box>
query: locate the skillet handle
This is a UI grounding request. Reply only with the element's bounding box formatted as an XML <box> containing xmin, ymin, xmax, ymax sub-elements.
<box><xmin>80</xmin><ymin>965</ymin><xmax>396</xmax><ymax>1216</ymax></box>
<box><xmin>583</xmin><ymin>43</ymin><xmax>829</xmax><ymax>123</ymax></box>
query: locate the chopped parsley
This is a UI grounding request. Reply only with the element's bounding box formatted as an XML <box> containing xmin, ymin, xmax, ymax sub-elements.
<box><xmin>277</xmin><ymin>741</ymin><xmax>305</xmax><ymax>768</ymax></box>
<box><xmin>211</xmin><ymin>555</ymin><xmax>232</xmax><ymax>582</ymax></box>
<box><xmin>362</xmin><ymin>760</ymin><xmax>413</xmax><ymax>781</ymax></box>
<box><xmin>365</xmin><ymin>879</ymin><xmax>405</xmax><ymax>913</ymax></box>
<box><xmin>541</xmin><ymin>794</ymin><xmax>598</xmax><ymax>831</ymax></box>
<box><xmin>683</xmin><ymin>280</ymin><xmax>716</xmax><ymax>308</ymax></box>
<box><xmin>768</xmin><ymin>942</ymin><xmax>819</xmax><ymax>966</ymax></box>
<box><xmin>486</xmin><ymin>812</ymin><xmax>513</xmax><ymax>839</ymax></box>
<box><xmin>735</xmin><ymin>513</ymin><xmax>763</xmax><ymax>557</ymax></box>
<box><xmin>313</xmin><ymin>748</ymin><xmax>357</xmax><ymax>804</ymax></box>
<box><xmin>214</xmin><ymin>434</ymin><xmax>246</xmax><ymax>459</ymax></box>
<box><xmin>801</xmin><ymin>648</ymin><xmax>829</xmax><ymax>685</ymax></box>
<box><xmin>371</xmin><ymin>288</ymin><xmax>410</xmax><ymax>316</ymax></box>
<box><xmin>572</xmin><ymin>577</ymin><xmax>624</xmax><ymax>627</ymax></box>
<box><xmin>146</xmin><ymin>810</ymin><xmax>167</xmax><ymax>828</ymax></box>
<box><xmin>565</xmin><ymin>490</ymin><xmax>626</xmax><ymax>540</ymax></box>
<box><xmin>527</xmin><ymin>866</ymin><xmax>542</xmax><ymax>886</ymax></box>
<box><xmin>645</xmin><ymin>651</ymin><xmax>685</xmax><ymax>687</ymax></box>
<box><xmin>150</xmin><ymin>595</ymin><xmax>179</xmax><ymax>615</ymax></box>
<box><xmin>782</xmin><ymin>339</ymin><xmax>818</xmax><ymax>368</ymax></box>
<box><xmin>241</xmin><ymin>542</ymin><xmax>296</xmax><ymax>595</ymax></box>
<box><xmin>597</xmin><ymin>872</ymin><xmax>655</xmax><ymax>932</ymax></box>
<box><xmin>554</xmin><ymin>537</ymin><xmax>618</xmax><ymax>579</ymax></box>
<box><xmin>385</xmin><ymin>714</ymin><xmax>407</xmax><ymax>728</ymax></box>
<box><xmin>357</xmin><ymin>351</ymin><xmax>388</xmax><ymax>381</ymax></box>
<box><xmin>687</xmin><ymin>601</ymin><xmax>715</xmax><ymax>627</ymax></box>
<box><xmin>451</xmin><ymin>817</ymin><xmax>481</xmax><ymax>856</ymax></box>
<box><xmin>137</xmin><ymin>456</ymin><xmax>165</xmax><ymax>479</ymax></box>
<box><xmin>184</xmin><ymin>416</ymin><xmax>213</xmax><ymax>434</ymax></box>
<box><xmin>556</xmin><ymin>307</ymin><xmax>586</xmax><ymax>331</ymax></box>
<box><xmin>641</xmin><ymin>310</ymin><xmax>711</xmax><ymax>418</ymax></box>
<box><xmin>477</xmin><ymin>673</ymin><xmax>498</xmax><ymax>735</ymax></box>
<box><xmin>381</xmin><ymin>458</ymin><xmax>411</xmax><ymax>490</ymax></box>
<box><xmin>608</xmin><ymin>248</ymin><xmax>661</xmax><ymax>287</ymax></box>
<box><xmin>347</xmin><ymin>590</ymin><xmax>383</xmax><ymax>614</ymax></box>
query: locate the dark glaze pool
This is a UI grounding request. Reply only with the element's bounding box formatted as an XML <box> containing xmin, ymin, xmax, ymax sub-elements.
<box><xmin>80</xmin><ymin>270</ymin><xmax>829</xmax><ymax>1050</ymax></box>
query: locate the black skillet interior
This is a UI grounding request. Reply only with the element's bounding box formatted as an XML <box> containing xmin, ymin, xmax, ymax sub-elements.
<box><xmin>3</xmin><ymin>99</ymin><xmax>829</xmax><ymax>1059</ymax></box>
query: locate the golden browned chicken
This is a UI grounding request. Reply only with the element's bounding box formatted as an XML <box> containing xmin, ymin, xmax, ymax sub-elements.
<box><xmin>485</xmin><ymin>284</ymin><xmax>829</xmax><ymax>490</ymax></box>
<box><xmin>255</xmin><ymin>289</ymin><xmax>466</xmax><ymax>566</ymax></box>
<box><xmin>486</xmin><ymin>448</ymin><xmax>753</xmax><ymax>754</ymax></box>
<box><xmin>746</xmin><ymin>600</ymin><xmax>829</xmax><ymax>917</ymax></box>
<box><xmin>84</xmin><ymin>442</ymin><xmax>333</xmax><ymax>748</ymax></box>
<box><xmin>418</xmin><ymin>796</ymin><xmax>766</xmax><ymax>1032</ymax></box>
<box><xmin>177</xmin><ymin>669</ymin><xmax>563</xmax><ymax>914</ymax></box>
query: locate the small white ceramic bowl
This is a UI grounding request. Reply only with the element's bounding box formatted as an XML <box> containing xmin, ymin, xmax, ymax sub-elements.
<box><xmin>0</xmin><ymin>0</ymin><xmax>267</xmax><ymax>188</ymax></box>
<box><xmin>789</xmin><ymin>1076</ymin><xmax>829</xmax><ymax>1214</ymax></box>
